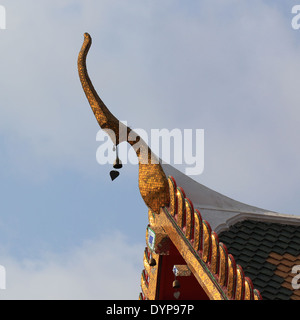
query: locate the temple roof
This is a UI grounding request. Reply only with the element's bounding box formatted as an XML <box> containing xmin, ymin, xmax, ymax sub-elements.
<box><xmin>161</xmin><ymin>164</ymin><xmax>300</xmax><ymax>300</ymax></box>
<box><xmin>78</xmin><ymin>33</ymin><xmax>300</xmax><ymax>300</ymax></box>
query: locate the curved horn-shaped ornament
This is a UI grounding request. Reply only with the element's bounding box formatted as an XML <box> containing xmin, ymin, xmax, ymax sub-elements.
<box><xmin>78</xmin><ymin>33</ymin><xmax>170</xmax><ymax>213</ymax></box>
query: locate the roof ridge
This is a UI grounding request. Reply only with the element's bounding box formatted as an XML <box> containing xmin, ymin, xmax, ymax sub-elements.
<box><xmin>162</xmin><ymin>164</ymin><xmax>300</xmax><ymax>232</ymax></box>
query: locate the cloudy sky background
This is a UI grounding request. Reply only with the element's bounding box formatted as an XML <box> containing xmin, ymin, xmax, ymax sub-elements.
<box><xmin>0</xmin><ymin>0</ymin><xmax>300</xmax><ymax>299</ymax></box>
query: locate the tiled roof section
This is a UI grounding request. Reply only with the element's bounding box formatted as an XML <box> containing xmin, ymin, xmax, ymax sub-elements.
<box><xmin>218</xmin><ymin>220</ymin><xmax>300</xmax><ymax>300</ymax></box>
<box><xmin>164</xmin><ymin>176</ymin><xmax>262</xmax><ymax>300</ymax></box>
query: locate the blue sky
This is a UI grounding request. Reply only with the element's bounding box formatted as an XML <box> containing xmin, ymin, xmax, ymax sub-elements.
<box><xmin>0</xmin><ymin>0</ymin><xmax>300</xmax><ymax>299</ymax></box>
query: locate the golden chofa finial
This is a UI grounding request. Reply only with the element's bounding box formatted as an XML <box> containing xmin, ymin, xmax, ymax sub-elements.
<box><xmin>78</xmin><ymin>33</ymin><xmax>170</xmax><ymax>213</ymax></box>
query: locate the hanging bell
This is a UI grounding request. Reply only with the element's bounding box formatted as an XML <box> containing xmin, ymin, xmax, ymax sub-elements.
<box><xmin>172</xmin><ymin>279</ymin><xmax>180</xmax><ymax>289</ymax></box>
<box><xmin>109</xmin><ymin>170</ymin><xmax>120</xmax><ymax>181</ymax></box>
<box><xmin>149</xmin><ymin>258</ymin><xmax>156</xmax><ymax>267</ymax></box>
<box><xmin>113</xmin><ymin>156</ymin><xmax>122</xmax><ymax>169</ymax></box>
<box><xmin>110</xmin><ymin>145</ymin><xmax>122</xmax><ymax>180</ymax></box>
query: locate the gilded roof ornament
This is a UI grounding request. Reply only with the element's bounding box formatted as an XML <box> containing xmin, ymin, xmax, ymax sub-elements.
<box><xmin>78</xmin><ymin>33</ymin><xmax>169</xmax><ymax>213</ymax></box>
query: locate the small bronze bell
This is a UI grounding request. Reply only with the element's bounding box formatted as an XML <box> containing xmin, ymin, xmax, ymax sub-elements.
<box><xmin>113</xmin><ymin>156</ymin><xmax>122</xmax><ymax>169</ymax></box>
<box><xmin>110</xmin><ymin>145</ymin><xmax>122</xmax><ymax>180</ymax></box>
<box><xmin>172</xmin><ymin>279</ymin><xmax>180</xmax><ymax>289</ymax></box>
<box><xmin>149</xmin><ymin>258</ymin><xmax>156</xmax><ymax>267</ymax></box>
<box><xmin>113</xmin><ymin>145</ymin><xmax>122</xmax><ymax>169</ymax></box>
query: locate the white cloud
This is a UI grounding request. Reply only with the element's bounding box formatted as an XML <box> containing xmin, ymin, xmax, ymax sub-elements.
<box><xmin>0</xmin><ymin>232</ymin><xmax>144</xmax><ymax>300</ymax></box>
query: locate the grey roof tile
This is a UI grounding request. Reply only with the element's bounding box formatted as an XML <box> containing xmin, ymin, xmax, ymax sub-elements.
<box><xmin>272</xmin><ymin>245</ymin><xmax>286</xmax><ymax>255</ymax></box>
<box><xmin>260</xmin><ymin>268</ymin><xmax>275</xmax><ymax>277</ymax></box>
<box><xmin>262</xmin><ymin>291</ymin><xmax>277</xmax><ymax>300</ymax></box>
<box><xmin>277</xmin><ymin>293</ymin><xmax>290</xmax><ymax>300</ymax></box>
<box><xmin>247</xmin><ymin>238</ymin><xmax>261</xmax><ymax>247</ymax></box>
<box><xmin>264</xmin><ymin>234</ymin><xmax>277</xmax><ymax>242</ymax></box>
<box><xmin>291</xmin><ymin>236</ymin><xmax>300</xmax><ymax>245</ymax></box>
<box><xmin>288</xmin><ymin>242</ymin><xmax>300</xmax><ymax>251</ymax></box>
<box><xmin>285</xmin><ymin>247</ymin><xmax>299</xmax><ymax>256</ymax></box>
